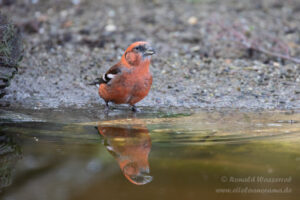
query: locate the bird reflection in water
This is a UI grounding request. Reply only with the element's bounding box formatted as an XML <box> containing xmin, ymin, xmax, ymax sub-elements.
<box><xmin>97</xmin><ymin>120</ymin><xmax>152</xmax><ymax>185</ymax></box>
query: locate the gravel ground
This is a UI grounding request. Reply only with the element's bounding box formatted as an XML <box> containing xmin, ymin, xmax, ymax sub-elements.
<box><xmin>0</xmin><ymin>0</ymin><xmax>299</xmax><ymax>110</ymax></box>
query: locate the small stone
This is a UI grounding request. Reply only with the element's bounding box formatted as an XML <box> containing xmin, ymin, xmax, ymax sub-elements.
<box><xmin>108</xmin><ymin>10</ymin><xmax>115</xmax><ymax>17</ymax></box>
<box><xmin>105</xmin><ymin>24</ymin><xmax>116</xmax><ymax>32</ymax></box>
<box><xmin>273</xmin><ymin>62</ymin><xmax>280</xmax><ymax>67</ymax></box>
<box><xmin>37</xmin><ymin>15</ymin><xmax>48</xmax><ymax>23</ymax></box>
<box><xmin>225</xmin><ymin>59</ymin><xmax>232</xmax><ymax>64</ymax></box>
<box><xmin>62</xmin><ymin>20</ymin><xmax>73</xmax><ymax>28</ymax></box>
<box><xmin>22</xmin><ymin>20</ymin><xmax>40</xmax><ymax>33</ymax></box>
<box><xmin>71</xmin><ymin>0</ymin><xmax>80</xmax><ymax>5</ymax></box>
<box><xmin>1</xmin><ymin>0</ymin><xmax>16</xmax><ymax>6</ymax></box>
<box><xmin>187</xmin><ymin>16</ymin><xmax>198</xmax><ymax>25</ymax></box>
<box><xmin>191</xmin><ymin>46</ymin><xmax>200</xmax><ymax>52</ymax></box>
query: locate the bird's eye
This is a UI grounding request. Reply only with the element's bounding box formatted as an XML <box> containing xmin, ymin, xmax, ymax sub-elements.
<box><xmin>134</xmin><ymin>46</ymin><xmax>140</xmax><ymax>50</ymax></box>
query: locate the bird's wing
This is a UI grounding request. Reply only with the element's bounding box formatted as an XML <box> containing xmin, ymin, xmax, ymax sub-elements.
<box><xmin>89</xmin><ymin>63</ymin><xmax>123</xmax><ymax>86</ymax></box>
<box><xmin>102</xmin><ymin>64</ymin><xmax>122</xmax><ymax>83</ymax></box>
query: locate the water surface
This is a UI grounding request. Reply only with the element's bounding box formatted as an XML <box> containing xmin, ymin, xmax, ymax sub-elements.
<box><xmin>0</xmin><ymin>108</ymin><xmax>300</xmax><ymax>200</ymax></box>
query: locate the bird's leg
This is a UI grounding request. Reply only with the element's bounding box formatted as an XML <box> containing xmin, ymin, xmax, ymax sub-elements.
<box><xmin>105</xmin><ymin>101</ymin><xmax>109</xmax><ymax>111</ymax></box>
<box><xmin>131</xmin><ymin>105</ymin><xmax>140</xmax><ymax>112</ymax></box>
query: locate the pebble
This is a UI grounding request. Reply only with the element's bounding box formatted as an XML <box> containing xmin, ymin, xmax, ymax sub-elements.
<box><xmin>71</xmin><ymin>0</ymin><xmax>80</xmax><ymax>5</ymax></box>
<box><xmin>105</xmin><ymin>24</ymin><xmax>117</xmax><ymax>32</ymax></box>
<box><xmin>187</xmin><ymin>16</ymin><xmax>198</xmax><ymax>25</ymax></box>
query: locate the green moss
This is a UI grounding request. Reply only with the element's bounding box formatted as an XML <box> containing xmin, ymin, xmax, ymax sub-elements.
<box><xmin>0</xmin><ymin>16</ymin><xmax>22</xmax><ymax>68</ymax></box>
<box><xmin>0</xmin><ymin>13</ymin><xmax>23</xmax><ymax>98</ymax></box>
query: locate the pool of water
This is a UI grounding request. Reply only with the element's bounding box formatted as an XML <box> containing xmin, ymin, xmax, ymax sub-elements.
<box><xmin>0</xmin><ymin>108</ymin><xmax>300</xmax><ymax>200</ymax></box>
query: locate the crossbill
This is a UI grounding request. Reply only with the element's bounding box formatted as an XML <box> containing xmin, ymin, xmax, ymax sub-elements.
<box><xmin>90</xmin><ymin>41</ymin><xmax>155</xmax><ymax>112</ymax></box>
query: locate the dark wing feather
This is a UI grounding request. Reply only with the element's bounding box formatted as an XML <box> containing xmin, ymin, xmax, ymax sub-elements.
<box><xmin>89</xmin><ymin>64</ymin><xmax>122</xmax><ymax>85</ymax></box>
<box><xmin>88</xmin><ymin>77</ymin><xmax>106</xmax><ymax>85</ymax></box>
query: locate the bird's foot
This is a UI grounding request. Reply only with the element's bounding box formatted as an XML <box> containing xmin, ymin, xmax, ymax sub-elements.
<box><xmin>131</xmin><ymin>105</ymin><xmax>140</xmax><ymax>112</ymax></box>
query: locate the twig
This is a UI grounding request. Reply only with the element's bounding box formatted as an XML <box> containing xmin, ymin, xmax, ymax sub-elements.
<box><xmin>254</xmin><ymin>46</ymin><xmax>300</xmax><ymax>64</ymax></box>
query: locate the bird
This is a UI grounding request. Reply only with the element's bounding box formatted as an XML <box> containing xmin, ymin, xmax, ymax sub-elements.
<box><xmin>90</xmin><ymin>41</ymin><xmax>155</xmax><ymax>112</ymax></box>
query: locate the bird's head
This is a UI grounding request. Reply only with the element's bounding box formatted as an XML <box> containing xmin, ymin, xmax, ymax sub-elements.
<box><xmin>122</xmin><ymin>41</ymin><xmax>155</xmax><ymax>67</ymax></box>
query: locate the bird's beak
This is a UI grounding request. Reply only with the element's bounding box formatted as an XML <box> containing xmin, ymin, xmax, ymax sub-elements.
<box><xmin>143</xmin><ymin>46</ymin><xmax>156</xmax><ymax>56</ymax></box>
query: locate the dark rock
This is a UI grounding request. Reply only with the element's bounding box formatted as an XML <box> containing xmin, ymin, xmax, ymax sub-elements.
<box><xmin>140</xmin><ymin>15</ymin><xmax>156</xmax><ymax>24</ymax></box>
<box><xmin>0</xmin><ymin>14</ymin><xmax>22</xmax><ymax>99</ymax></box>
<box><xmin>79</xmin><ymin>29</ymin><xmax>90</xmax><ymax>35</ymax></box>
<box><xmin>20</xmin><ymin>20</ymin><xmax>41</xmax><ymax>34</ymax></box>
<box><xmin>0</xmin><ymin>0</ymin><xmax>16</xmax><ymax>6</ymax></box>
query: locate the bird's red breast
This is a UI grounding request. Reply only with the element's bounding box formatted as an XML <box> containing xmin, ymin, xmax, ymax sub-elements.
<box><xmin>98</xmin><ymin>41</ymin><xmax>155</xmax><ymax>106</ymax></box>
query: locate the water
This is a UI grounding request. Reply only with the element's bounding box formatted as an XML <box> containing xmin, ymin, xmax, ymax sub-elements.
<box><xmin>0</xmin><ymin>108</ymin><xmax>300</xmax><ymax>200</ymax></box>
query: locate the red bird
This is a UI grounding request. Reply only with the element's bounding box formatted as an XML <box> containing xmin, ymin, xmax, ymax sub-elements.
<box><xmin>91</xmin><ymin>41</ymin><xmax>155</xmax><ymax>111</ymax></box>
